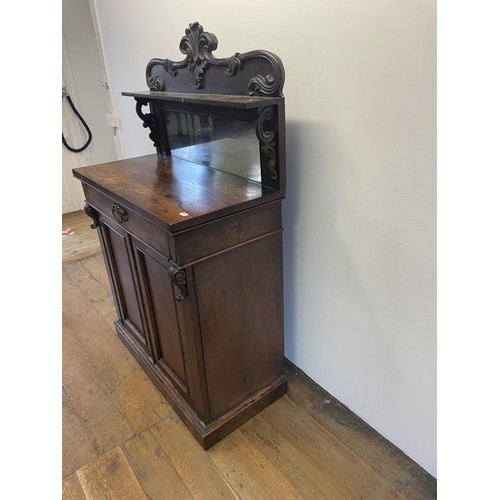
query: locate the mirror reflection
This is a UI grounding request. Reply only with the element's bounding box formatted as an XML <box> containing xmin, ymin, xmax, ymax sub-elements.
<box><xmin>164</xmin><ymin>111</ymin><xmax>261</xmax><ymax>183</ymax></box>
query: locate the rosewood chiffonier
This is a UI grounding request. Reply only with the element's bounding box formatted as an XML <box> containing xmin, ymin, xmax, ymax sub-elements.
<box><xmin>73</xmin><ymin>22</ymin><xmax>287</xmax><ymax>448</ymax></box>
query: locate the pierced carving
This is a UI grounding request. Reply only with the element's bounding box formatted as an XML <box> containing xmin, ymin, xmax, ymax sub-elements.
<box><xmin>168</xmin><ymin>261</ymin><xmax>187</xmax><ymax>302</ymax></box>
<box><xmin>135</xmin><ymin>98</ymin><xmax>158</xmax><ymax>147</ymax></box>
<box><xmin>256</xmin><ymin>106</ymin><xmax>278</xmax><ymax>181</ymax></box>
<box><xmin>146</xmin><ymin>22</ymin><xmax>242</xmax><ymax>90</ymax></box>
<box><xmin>180</xmin><ymin>22</ymin><xmax>219</xmax><ymax>88</ymax></box>
<box><xmin>145</xmin><ymin>22</ymin><xmax>284</xmax><ymax>96</ymax></box>
<box><xmin>84</xmin><ymin>203</ymin><xmax>99</xmax><ymax>229</ymax></box>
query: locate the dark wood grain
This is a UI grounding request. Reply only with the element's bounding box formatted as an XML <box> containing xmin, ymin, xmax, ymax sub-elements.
<box><xmin>97</xmin><ymin>220</ymin><xmax>151</xmax><ymax>354</ymax></box>
<box><xmin>133</xmin><ymin>239</ymin><xmax>187</xmax><ymax>388</ymax></box>
<box><xmin>194</xmin><ymin>232</ymin><xmax>285</xmax><ymax>419</ymax></box>
<box><xmin>172</xmin><ymin>200</ymin><xmax>282</xmax><ymax>266</ymax></box>
<box><xmin>74</xmin><ymin>154</ymin><xmax>280</xmax><ymax>233</ymax></box>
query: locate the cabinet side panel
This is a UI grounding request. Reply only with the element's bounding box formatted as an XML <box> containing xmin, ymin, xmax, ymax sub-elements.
<box><xmin>194</xmin><ymin>232</ymin><xmax>284</xmax><ymax>419</ymax></box>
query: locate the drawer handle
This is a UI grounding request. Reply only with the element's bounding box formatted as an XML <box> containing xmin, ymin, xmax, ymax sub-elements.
<box><xmin>111</xmin><ymin>202</ymin><xmax>128</xmax><ymax>223</ymax></box>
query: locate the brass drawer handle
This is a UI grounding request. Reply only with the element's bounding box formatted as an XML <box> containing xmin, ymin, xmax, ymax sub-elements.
<box><xmin>112</xmin><ymin>202</ymin><xmax>128</xmax><ymax>223</ymax></box>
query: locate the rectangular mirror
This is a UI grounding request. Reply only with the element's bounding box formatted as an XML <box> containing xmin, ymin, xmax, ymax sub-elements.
<box><xmin>164</xmin><ymin>111</ymin><xmax>261</xmax><ymax>183</ymax></box>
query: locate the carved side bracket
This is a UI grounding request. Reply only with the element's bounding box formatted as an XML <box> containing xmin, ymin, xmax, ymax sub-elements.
<box><xmin>168</xmin><ymin>261</ymin><xmax>187</xmax><ymax>302</ymax></box>
<box><xmin>84</xmin><ymin>203</ymin><xmax>99</xmax><ymax>229</ymax></box>
<box><xmin>256</xmin><ymin>106</ymin><xmax>278</xmax><ymax>181</ymax></box>
<box><xmin>146</xmin><ymin>22</ymin><xmax>284</xmax><ymax>96</ymax></box>
<box><xmin>135</xmin><ymin>98</ymin><xmax>158</xmax><ymax>147</ymax></box>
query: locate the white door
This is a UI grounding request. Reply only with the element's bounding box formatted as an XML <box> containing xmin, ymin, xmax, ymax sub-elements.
<box><xmin>62</xmin><ymin>61</ymin><xmax>88</xmax><ymax>214</ymax></box>
<box><xmin>62</xmin><ymin>0</ymin><xmax>123</xmax><ymax>214</ymax></box>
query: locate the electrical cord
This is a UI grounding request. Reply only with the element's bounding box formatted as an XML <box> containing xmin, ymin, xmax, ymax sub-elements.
<box><xmin>62</xmin><ymin>89</ymin><xmax>92</xmax><ymax>153</ymax></box>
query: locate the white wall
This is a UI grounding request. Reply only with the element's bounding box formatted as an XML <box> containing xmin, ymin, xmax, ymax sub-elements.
<box><xmin>94</xmin><ymin>0</ymin><xmax>436</xmax><ymax>476</ymax></box>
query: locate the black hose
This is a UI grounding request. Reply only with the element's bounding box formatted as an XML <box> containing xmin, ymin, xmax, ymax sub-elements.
<box><xmin>62</xmin><ymin>92</ymin><xmax>92</xmax><ymax>153</ymax></box>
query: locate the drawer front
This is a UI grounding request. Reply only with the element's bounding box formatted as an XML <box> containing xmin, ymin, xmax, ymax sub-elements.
<box><xmin>171</xmin><ymin>200</ymin><xmax>283</xmax><ymax>266</ymax></box>
<box><xmin>83</xmin><ymin>184</ymin><xmax>170</xmax><ymax>257</ymax></box>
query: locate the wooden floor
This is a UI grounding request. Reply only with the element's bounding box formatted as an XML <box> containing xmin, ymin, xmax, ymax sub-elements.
<box><xmin>62</xmin><ymin>210</ymin><xmax>436</xmax><ymax>500</ymax></box>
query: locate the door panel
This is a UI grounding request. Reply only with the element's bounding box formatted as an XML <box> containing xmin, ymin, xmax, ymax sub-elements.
<box><xmin>98</xmin><ymin>220</ymin><xmax>150</xmax><ymax>352</ymax></box>
<box><xmin>132</xmin><ymin>239</ymin><xmax>187</xmax><ymax>390</ymax></box>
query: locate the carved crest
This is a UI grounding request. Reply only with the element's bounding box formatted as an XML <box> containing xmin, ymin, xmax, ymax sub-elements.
<box><xmin>146</xmin><ymin>22</ymin><xmax>284</xmax><ymax>96</ymax></box>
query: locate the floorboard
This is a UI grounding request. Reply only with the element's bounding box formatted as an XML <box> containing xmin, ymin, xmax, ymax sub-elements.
<box><xmin>76</xmin><ymin>447</ymin><xmax>148</xmax><ymax>500</ymax></box>
<box><xmin>62</xmin><ymin>210</ymin><xmax>437</xmax><ymax>499</ymax></box>
<box><xmin>121</xmin><ymin>429</ymin><xmax>194</xmax><ymax>500</ymax></box>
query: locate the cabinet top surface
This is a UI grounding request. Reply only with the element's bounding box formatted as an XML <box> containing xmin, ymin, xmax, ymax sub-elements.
<box><xmin>73</xmin><ymin>154</ymin><xmax>280</xmax><ymax>232</ymax></box>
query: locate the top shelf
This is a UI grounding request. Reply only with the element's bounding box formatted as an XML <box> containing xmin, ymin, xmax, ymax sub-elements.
<box><xmin>122</xmin><ymin>91</ymin><xmax>284</xmax><ymax>109</ymax></box>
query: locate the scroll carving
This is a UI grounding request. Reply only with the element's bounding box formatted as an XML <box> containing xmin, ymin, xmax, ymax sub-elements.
<box><xmin>147</xmin><ymin>75</ymin><xmax>165</xmax><ymax>91</ymax></box>
<box><xmin>146</xmin><ymin>22</ymin><xmax>241</xmax><ymax>90</ymax></box>
<box><xmin>146</xmin><ymin>22</ymin><xmax>284</xmax><ymax>96</ymax></box>
<box><xmin>84</xmin><ymin>203</ymin><xmax>99</xmax><ymax>229</ymax></box>
<box><xmin>256</xmin><ymin>106</ymin><xmax>278</xmax><ymax>181</ymax></box>
<box><xmin>244</xmin><ymin>51</ymin><xmax>283</xmax><ymax>96</ymax></box>
<box><xmin>135</xmin><ymin>99</ymin><xmax>158</xmax><ymax>147</ymax></box>
<box><xmin>168</xmin><ymin>261</ymin><xmax>187</xmax><ymax>302</ymax></box>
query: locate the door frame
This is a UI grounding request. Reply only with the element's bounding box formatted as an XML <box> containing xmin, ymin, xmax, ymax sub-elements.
<box><xmin>62</xmin><ymin>0</ymin><xmax>124</xmax><ymax>214</ymax></box>
<box><xmin>62</xmin><ymin>32</ymin><xmax>88</xmax><ymax>214</ymax></box>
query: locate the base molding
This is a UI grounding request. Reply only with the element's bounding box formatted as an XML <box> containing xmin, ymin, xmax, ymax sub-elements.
<box><xmin>115</xmin><ymin>321</ymin><xmax>287</xmax><ymax>449</ymax></box>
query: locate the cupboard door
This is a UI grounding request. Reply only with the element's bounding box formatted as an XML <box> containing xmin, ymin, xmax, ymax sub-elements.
<box><xmin>131</xmin><ymin>238</ymin><xmax>188</xmax><ymax>394</ymax></box>
<box><xmin>98</xmin><ymin>220</ymin><xmax>151</xmax><ymax>354</ymax></box>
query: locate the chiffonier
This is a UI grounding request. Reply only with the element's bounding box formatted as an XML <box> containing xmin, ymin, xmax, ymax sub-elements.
<box><xmin>73</xmin><ymin>22</ymin><xmax>287</xmax><ymax>448</ymax></box>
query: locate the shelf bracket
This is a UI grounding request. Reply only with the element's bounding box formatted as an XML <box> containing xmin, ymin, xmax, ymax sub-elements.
<box><xmin>84</xmin><ymin>202</ymin><xmax>99</xmax><ymax>229</ymax></box>
<box><xmin>255</xmin><ymin>106</ymin><xmax>278</xmax><ymax>182</ymax></box>
<box><xmin>135</xmin><ymin>98</ymin><xmax>158</xmax><ymax>148</ymax></box>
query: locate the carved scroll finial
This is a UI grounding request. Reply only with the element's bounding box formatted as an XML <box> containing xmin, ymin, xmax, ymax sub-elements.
<box><xmin>180</xmin><ymin>22</ymin><xmax>218</xmax><ymax>89</ymax></box>
<box><xmin>146</xmin><ymin>21</ymin><xmax>241</xmax><ymax>90</ymax></box>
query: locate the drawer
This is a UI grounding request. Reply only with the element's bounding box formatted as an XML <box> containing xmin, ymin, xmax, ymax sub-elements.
<box><xmin>171</xmin><ymin>200</ymin><xmax>283</xmax><ymax>266</ymax></box>
<box><xmin>83</xmin><ymin>183</ymin><xmax>170</xmax><ymax>258</ymax></box>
